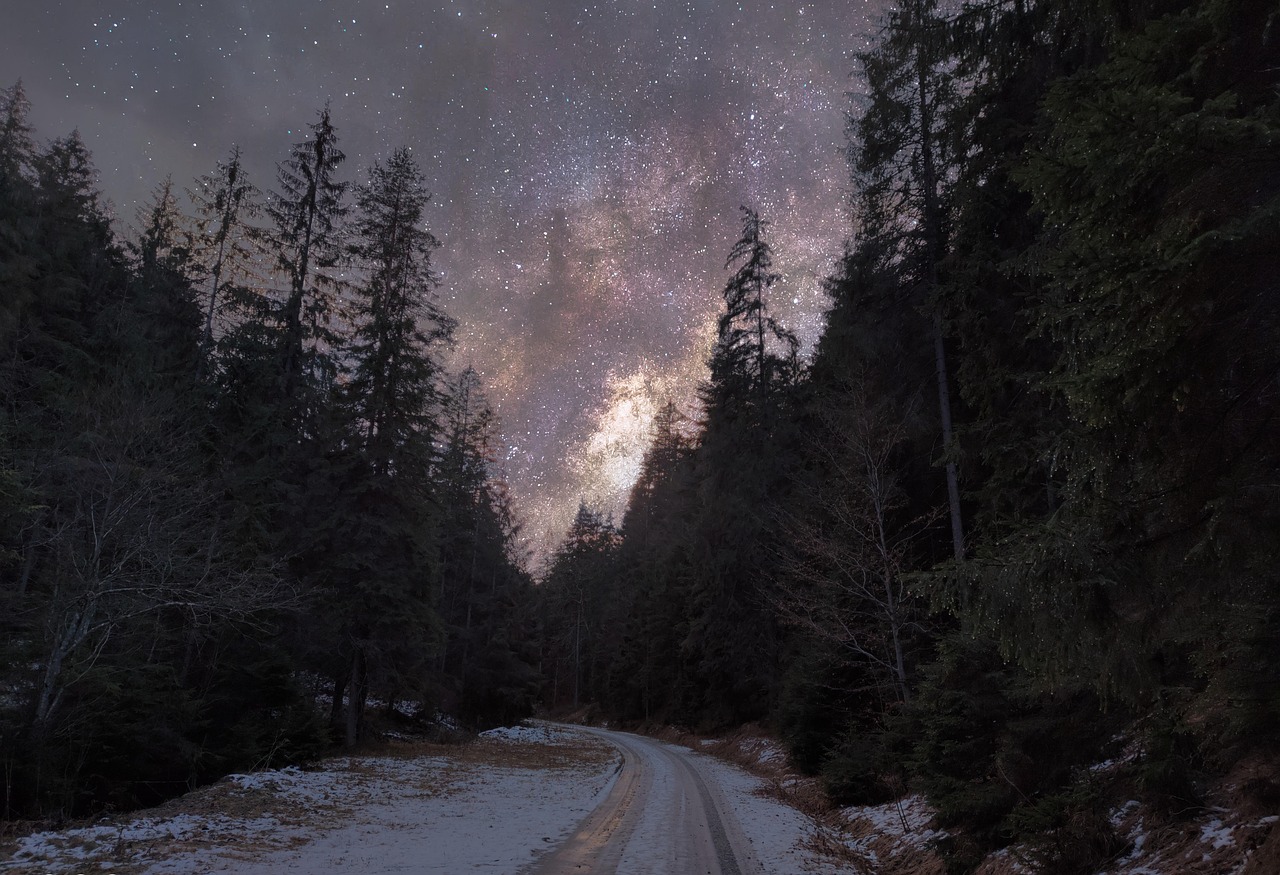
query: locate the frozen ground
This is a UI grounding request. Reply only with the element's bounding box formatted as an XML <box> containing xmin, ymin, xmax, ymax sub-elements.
<box><xmin>0</xmin><ymin>724</ymin><xmax>862</xmax><ymax>875</ymax></box>
<box><xmin>0</xmin><ymin>732</ymin><xmax>619</xmax><ymax>874</ymax></box>
<box><xmin>690</xmin><ymin>740</ymin><xmax>864</xmax><ymax>874</ymax></box>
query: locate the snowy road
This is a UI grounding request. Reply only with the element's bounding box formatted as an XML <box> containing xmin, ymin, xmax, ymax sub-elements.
<box><xmin>529</xmin><ymin>726</ymin><xmax>765</xmax><ymax>875</ymax></box>
<box><xmin>2</xmin><ymin>724</ymin><xmax>851</xmax><ymax>874</ymax></box>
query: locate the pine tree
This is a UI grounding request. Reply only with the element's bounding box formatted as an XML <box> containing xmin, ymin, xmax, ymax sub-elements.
<box><xmin>674</xmin><ymin>207</ymin><xmax>801</xmax><ymax>726</ymax></box>
<box><xmin>436</xmin><ymin>368</ymin><xmax>537</xmax><ymax>727</ymax></box>
<box><xmin>851</xmin><ymin>0</ymin><xmax>966</xmax><ymax>559</ymax></box>
<box><xmin>264</xmin><ymin>106</ymin><xmax>348</xmax><ymax>406</ymax></box>
<box><xmin>705</xmin><ymin>206</ymin><xmax>798</xmax><ymax>415</ymax></box>
<box><xmin>187</xmin><ymin>145</ymin><xmax>260</xmax><ymax>376</ymax></box>
<box><xmin>539</xmin><ymin>504</ymin><xmax>620</xmax><ymax>708</ymax></box>
<box><xmin>968</xmin><ymin>0</ymin><xmax>1280</xmax><ymax>695</ymax></box>
<box><xmin>129</xmin><ymin>177</ymin><xmax>202</xmax><ymax>380</ymax></box>
<box><xmin>346</xmin><ymin>147</ymin><xmax>453</xmax><ymax>475</ymax></box>
<box><xmin>0</xmin><ymin>81</ymin><xmax>38</xmax><ymax>361</ymax></box>
<box><xmin>315</xmin><ymin>147</ymin><xmax>456</xmax><ymax>745</ymax></box>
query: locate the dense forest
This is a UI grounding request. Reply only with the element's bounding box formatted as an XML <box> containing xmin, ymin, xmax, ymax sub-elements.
<box><xmin>0</xmin><ymin>92</ymin><xmax>539</xmax><ymax>818</ymax></box>
<box><xmin>2</xmin><ymin>0</ymin><xmax>1278</xmax><ymax>870</ymax></box>
<box><xmin>535</xmin><ymin>0</ymin><xmax>1280</xmax><ymax>870</ymax></box>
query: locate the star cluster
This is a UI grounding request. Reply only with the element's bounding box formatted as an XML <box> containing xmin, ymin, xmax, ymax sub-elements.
<box><xmin>4</xmin><ymin>0</ymin><xmax>887</xmax><ymax>559</ymax></box>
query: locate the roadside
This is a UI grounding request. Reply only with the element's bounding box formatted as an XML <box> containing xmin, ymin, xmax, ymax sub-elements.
<box><xmin>638</xmin><ymin>723</ymin><xmax>1280</xmax><ymax>875</ymax></box>
<box><xmin>19</xmin><ymin>715</ymin><xmax>1272</xmax><ymax>874</ymax></box>
<box><xmin>0</xmin><ymin>725</ymin><xmax>618</xmax><ymax>874</ymax></box>
<box><xmin>0</xmin><ymin>722</ymin><xmax>865</xmax><ymax>875</ymax></box>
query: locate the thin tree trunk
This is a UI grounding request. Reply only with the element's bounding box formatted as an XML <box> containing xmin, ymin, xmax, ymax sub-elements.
<box><xmin>344</xmin><ymin>647</ymin><xmax>366</xmax><ymax>748</ymax></box>
<box><xmin>573</xmin><ymin>603</ymin><xmax>582</xmax><ymax>708</ymax></box>
<box><xmin>329</xmin><ymin>672</ymin><xmax>346</xmax><ymax>734</ymax></box>
<box><xmin>914</xmin><ymin>0</ymin><xmax>965</xmax><ymax>560</ymax></box>
<box><xmin>17</xmin><ymin>542</ymin><xmax>36</xmax><ymax>596</ymax></box>
<box><xmin>934</xmin><ymin>315</ymin><xmax>965</xmax><ymax>560</ymax></box>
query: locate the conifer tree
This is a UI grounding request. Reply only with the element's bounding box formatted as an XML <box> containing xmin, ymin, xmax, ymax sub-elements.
<box><xmin>129</xmin><ymin>177</ymin><xmax>202</xmax><ymax>380</ymax></box>
<box><xmin>676</xmin><ymin>207</ymin><xmax>801</xmax><ymax>726</ymax></box>
<box><xmin>0</xmin><ymin>82</ymin><xmax>37</xmax><ymax>345</ymax></box>
<box><xmin>706</xmin><ymin>206</ymin><xmax>798</xmax><ymax>414</ymax></box>
<box><xmin>319</xmin><ymin>147</ymin><xmax>455</xmax><ymax>745</ymax></box>
<box><xmin>539</xmin><ymin>504</ymin><xmax>620</xmax><ymax>708</ymax></box>
<box><xmin>346</xmin><ymin>147</ymin><xmax>453</xmax><ymax>474</ymax></box>
<box><xmin>436</xmin><ymin>368</ymin><xmax>537</xmax><ymax>727</ymax></box>
<box><xmin>188</xmin><ymin>145</ymin><xmax>260</xmax><ymax>376</ymax></box>
<box><xmin>851</xmin><ymin>0</ymin><xmax>965</xmax><ymax>559</ymax></box>
<box><xmin>264</xmin><ymin>106</ymin><xmax>348</xmax><ymax>405</ymax></box>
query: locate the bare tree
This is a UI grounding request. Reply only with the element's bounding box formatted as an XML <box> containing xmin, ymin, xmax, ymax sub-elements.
<box><xmin>774</xmin><ymin>375</ymin><xmax>936</xmax><ymax>704</ymax></box>
<box><xmin>16</xmin><ymin>387</ymin><xmax>296</xmax><ymax>738</ymax></box>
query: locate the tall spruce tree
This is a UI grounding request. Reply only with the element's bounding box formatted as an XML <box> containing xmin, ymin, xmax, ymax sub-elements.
<box><xmin>264</xmin><ymin>106</ymin><xmax>348</xmax><ymax>407</ymax></box>
<box><xmin>325</xmin><ymin>147</ymin><xmax>454</xmax><ymax>745</ymax></box>
<box><xmin>705</xmin><ymin>207</ymin><xmax>798</xmax><ymax>414</ymax></box>
<box><xmin>436</xmin><ymin>368</ymin><xmax>538</xmax><ymax>727</ymax></box>
<box><xmin>539</xmin><ymin>504</ymin><xmax>620</xmax><ymax>709</ymax></box>
<box><xmin>188</xmin><ymin>145</ymin><xmax>260</xmax><ymax>377</ymax></box>
<box><xmin>0</xmin><ymin>82</ymin><xmax>36</xmax><ymax>335</ymax></box>
<box><xmin>680</xmin><ymin>207</ymin><xmax>800</xmax><ymax>726</ymax></box>
<box><xmin>851</xmin><ymin>0</ymin><xmax>966</xmax><ymax>559</ymax></box>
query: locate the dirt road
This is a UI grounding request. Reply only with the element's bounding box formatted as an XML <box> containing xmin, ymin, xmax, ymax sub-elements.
<box><xmin>3</xmin><ymin>724</ymin><xmax>842</xmax><ymax>874</ymax></box>
<box><xmin>528</xmin><ymin>726</ymin><xmax>766</xmax><ymax>875</ymax></box>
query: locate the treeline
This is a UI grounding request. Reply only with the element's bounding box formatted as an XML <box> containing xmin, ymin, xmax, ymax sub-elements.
<box><xmin>535</xmin><ymin>0</ymin><xmax>1279</xmax><ymax>870</ymax></box>
<box><xmin>0</xmin><ymin>89</ymin><xmax>537</xmax><ymax>819</ymax></box>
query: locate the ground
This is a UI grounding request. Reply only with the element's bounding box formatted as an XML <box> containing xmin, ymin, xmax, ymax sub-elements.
<box><xmin>4</xmin><ymin>724</ymin><xmax>1275</xmax><ymax>874</ymax></box>
<box><xmin>0</xmin><ymin>724</ymin><xmax>856</xmax><ymax>875</ymax></box>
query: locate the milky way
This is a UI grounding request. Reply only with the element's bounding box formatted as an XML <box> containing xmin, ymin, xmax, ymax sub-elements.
<box><xmin>4</xmin><ymin>1</ymin><xmax>888</xmax><ymax>561</ymax></box>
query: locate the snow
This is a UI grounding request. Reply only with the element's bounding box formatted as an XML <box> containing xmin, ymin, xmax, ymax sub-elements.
<box><xmin>841</xmin><ymin>794</ymin><xmax>945</xmax><ymax>851</ymax></box>
<box><xmin>1090</xmin><ymin>738</ymin><xmax>1142</xmax><ymax>774</ymax></box>
<box><xmin>1</xmin><ymin>726</ymin><xmax>861</xmax><ymax>874</ymax></box>
<box><xmin>986</xmin><ymin>847</ymin><xmax>1033</xmax><ymax>874</ymax></box>
<box><xmin>1</xmin><ymin>732</ymin><xmax>620</xmax><ymax>874</ymax></box>
<box><xmin>3</xmin><ymin>813</ymin><xmax>282</xmax><ymax>870</ymax></box>
<box><xmin>478</xmin><ymin>722</ymin><xmax>578</xmax><ymax>744</ymax></box>
<box><xmin>690</xmin><ymin>747</ymin><xmax>859</xmax><ymax>874</ymax></box>
<box><xmin>1200</xmin><ymin>818</ymin><xmax>1236</xmax><ymax>850</ymax></box>
<box><xmin>1111</xmin><ymin>799</ymin><xmax>1141</xmax><ymax>826</ymax></box>
<box><xmin>738</xmin><ymin>736</ymin><xmax>787</xmax><ymax>765</ymax></box>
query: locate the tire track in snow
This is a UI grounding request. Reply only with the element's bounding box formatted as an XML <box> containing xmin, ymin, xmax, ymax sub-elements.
<box><xmin>527</xmin><ymin>725</ymin><xmax>762</xmax><ymax>875</ymax></box>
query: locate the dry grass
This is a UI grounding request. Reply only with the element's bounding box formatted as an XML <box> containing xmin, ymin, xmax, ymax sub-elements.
<box><xmin>0</xmin><ymin>731</ymin><xmax>617</xmax><ymax>875</ymax></box>
<box><xmin>630</xmin><ymin>722</ymin><xmax>953</xmax><ymax>875</ymax></box>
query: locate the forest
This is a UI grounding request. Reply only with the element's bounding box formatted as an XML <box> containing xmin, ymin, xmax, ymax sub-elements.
<box><xmin>534</xmin><ymin>0</ymin><xmax>1280</xmax><ymax>870</ymax></box>
<box><xmin>0</xmin><ymin>97</ymin><xmax>539</xmax><ymax>817</ymax></box>
<box><xmin>2</xmin><ymin>0</ymin><xmax>1278</xmax><ymax>871</ymax></box>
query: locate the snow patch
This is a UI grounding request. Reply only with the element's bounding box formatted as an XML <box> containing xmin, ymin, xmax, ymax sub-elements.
<box><xmin>1111</xmin><ymin>799</ymin><xmax>1141</xmax><ymax>827</ymax></box>
<box><xmin>689</xmin><ymin>748</ymin><xmax>857</xmax><ymax>874</ymax></box>
<box><xmin>3</xmin><ymin>813</ymin><xmax>281</xmax><ymax>870</ymax></box>
<box><xmin>478</xmin><ymin>722</ymin><xmax>576</xmax><ymax>743</ymax></box>
<box><xmin>1200</xmin><ymin>818</ymin><xmax>1236</xmax><ymax>850</ymax></box>
<box><xmin>735</xmin><ymin>735</ymin><xmax>787</xmax><ymax>767</ymax></box>
<box><xmin>842</xmin><ymin>794</ymin><xmax>943</xmax><ymax>849</ymax></box>
<box><xmin>1</xmin><ymin>732</ymin><xmax>618</xmax><ymax>874</ymax></box>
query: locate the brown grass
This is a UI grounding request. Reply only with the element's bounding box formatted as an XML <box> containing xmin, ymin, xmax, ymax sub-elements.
<box><xmin>0</xmin><ymin>731</ymin><xmax>618</xmax><ymax>875</ymax></box>
<box><xmin>626</xmin><ymin>722</ymin><xmax>947</xmax><ymax>874</ymax></box>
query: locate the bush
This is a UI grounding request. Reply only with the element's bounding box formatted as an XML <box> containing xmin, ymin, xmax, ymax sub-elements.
<box><xmin>1006</xmin><ymin>782</ymin><xmax>1129</xmax><ymax>874</ymax></box>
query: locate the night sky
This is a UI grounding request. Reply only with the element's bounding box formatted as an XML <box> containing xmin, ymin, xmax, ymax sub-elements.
<box><xmin>4</xmin><ymin>0</ymin><xmax>886</xmax><ymax>559</ymax></box>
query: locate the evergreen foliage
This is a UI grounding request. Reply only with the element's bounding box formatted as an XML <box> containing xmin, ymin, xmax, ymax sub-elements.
<box><xmin>0</xmin><ymin>92</ymin><xmax>534</xmax><ymax>818</ymax></box>
<box><xmin>2</xmin><ymin>0</ymin><xmax>1277</xmax><ymax>857</ymax></box>
<box><xmin>528</xmin><ymin>1</ymin><xmax>1279</xmax><ymax>869</ymax></box>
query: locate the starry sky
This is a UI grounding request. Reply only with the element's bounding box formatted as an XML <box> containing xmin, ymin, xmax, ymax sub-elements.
<box><xmin>4</xmin><ymin>0</ymin><xmax>886</xmax><ymax>561</ymax></box>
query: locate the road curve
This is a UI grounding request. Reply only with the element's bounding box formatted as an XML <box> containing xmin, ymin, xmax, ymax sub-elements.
<box><xmin>526</xmin><ymin>725</ymin><xmax>765</xmax><ymax>875</ymax></box>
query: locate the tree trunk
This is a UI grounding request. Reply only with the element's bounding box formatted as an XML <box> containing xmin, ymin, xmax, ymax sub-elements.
<box><xmin>914</xmin><ymin>0</ymin><xmax>965</xmax><ymax>560</ymax></box>
<box><xmin>344</xmin><ymin>647</ymin><xmax>366</xmax><ymax>748</ymax></box>
<box><xmin>329</xmin><ymin>672</ymin><xmax>346</xmax><ymax>735</ymax></box>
